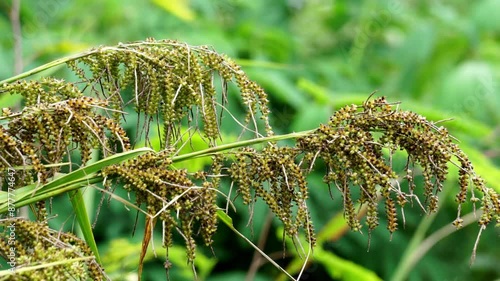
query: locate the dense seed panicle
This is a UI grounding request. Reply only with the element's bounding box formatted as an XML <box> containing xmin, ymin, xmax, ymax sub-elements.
<box><xmin>296</xmin><ymin>97</ymin><xmax>499</xmax><ymax>232</ymax></box>
<box><xmin>0</xmin><ymin>219</ymin><xmax>105</xmax><ymax>280</ymax></box>
<box><xmin>1</xmin><ymin>39</ymin><xmax>498</xmax><ymax>274</ymax></box>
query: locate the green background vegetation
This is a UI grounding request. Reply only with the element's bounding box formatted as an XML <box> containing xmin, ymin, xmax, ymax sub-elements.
<box><xmin>0</xmin><ymin>0</ymin><xmax>499</xmax><ymax>280</ymax></box>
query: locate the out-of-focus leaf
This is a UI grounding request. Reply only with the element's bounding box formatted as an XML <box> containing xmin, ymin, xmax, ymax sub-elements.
<box><xmin>151</xmin><ymin>0</ymin><xmax>195</xmax><ymax>22</ymax></box>
<box><xmin>277</xmin><ymin>227</ymin><xmax>380</xmax><ymax>281</ymax></box>
<box><xmin>438</xmin><ymin>61</ymin><xmax>499</xmax><ymax>125</ymax></box>
<box><xmin>0</xmin><ymin>93</ymin><xmax>22</xmax><ymax>110</ymax></box>
<box><xmin>316</xmin><ymin>211</ymin><xmax>353</xmax><ymax>244</ymax></box>
<box><xmin>297</xmin><ymin>78</ymin><xmax>331</xmax><ymax>104</ymax></box>
<box><xmin>207</xmin><ymin>272</ymin><xmax>271</xmax><ymax>281</ymax></box>
<box><xmin>291</xmin><ymin>103</ymin><xmax>330</xmax><ymax>131</ymax></box>
<box><xmin>235</xmin><ymin>59</ymin><xmax>295</xmax><ymax>70</ymax></box>
<box><xmin>314</xmin><ymin>247</ymin><xmax>382</xmax><ymax>281</ymax></box>
<box><xmin>473</xmin><ymin>0</ymin><xmax>500</xmax><ymax>32</ymax></box>
<box><xmin>247</xmin><ymin>69</ymin><xmax>307</xmax><ymax>109</ymax></box>
<box><xmin>41</xmin><ymin>40</ymin><xmax>90</xmax><ymax>55</ymax></box>
<box><xmin>102</xmin><ymin>238</ymin><xmax>216</xmax><ymax>280</ymax></box>
<box><xmin>396</xmin><ymin>23</ymin><xmax>436</xmax><ymax>67</ymax></box>
<box><xmin>219</xmin><ymin>211</ymin><xmax>296</xmax><ymax>280</ymax></box>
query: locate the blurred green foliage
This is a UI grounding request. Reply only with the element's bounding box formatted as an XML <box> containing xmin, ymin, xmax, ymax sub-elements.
<box><xmin>1</xmin><ymin>0</ymin><xmax>499</xmax><ymax>280</ymax></box>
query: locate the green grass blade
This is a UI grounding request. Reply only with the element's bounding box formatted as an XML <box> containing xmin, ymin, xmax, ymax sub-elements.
<box><xmin>314</xmin><ymin>247</ymin><xmax>382</xmax><ymax>281</ymax></box>
<box><xmin>0</xmin><ymin>147</ymin><xmax>153</xmax><ymax>213</ymax></box>
<box><xmin>217</xmin><ymin>210</ymin><xmax>297</xmax><ymax>281</ymax></box>
<box><xmin>0</xmin><ymin>148</ymin><xmax>154</xmax><ymax>266</ymax></box>
<box><xmin>0</xmin><ymin>257</ymin><xmax>94</xmax><ymax>277</ymax></box>
<box><xmin>69</xmin><ymin>189</ymin><xmax>102</xmax><ymax>264</ymax></box>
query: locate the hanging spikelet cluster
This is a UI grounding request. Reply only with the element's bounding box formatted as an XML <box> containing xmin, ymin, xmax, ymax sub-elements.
<box><xmin>101</xmin><ymin>151</ymin><xmax>222</xmax><ymax>263</ymax></box>
<box><xmin>229</xmin><ymin>145</ymin><xmax>315</xmax><ymax>245</ymax></box>
<box><xmin>0</xmin><ymin>39</ymin><xmax>498</xmax><ymax>277</ymax></box>
<box><xmin>0</xmin><ymin>39</ymin><xmax>274</xmax><ymax>267</ymax></box>
<box><xmin>0</xmin><ymin>79</ymin><xmax>129</xmax><ymax>186</ymax></box>
<box><xmin>228</xmin><ymin>96</ymin><xmax>499</xmax><ymax>245</ymax></box>
<box><xmin>0</xmin><ymin>218</ymin><xmax>105</xmax><ymax>281</ymax></box>
<box><xmin>296</xmin><ymin>96</ymin><xmax>499</xmax><ymax>233</ymax></box>
<box><xmin>66</xmin><ymin>38</ymin><xmax>273</xmax><ymax>146</ymax></box>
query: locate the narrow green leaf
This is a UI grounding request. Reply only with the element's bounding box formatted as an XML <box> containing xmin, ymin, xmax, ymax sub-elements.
<box><xmin>0</xmin><ymin>256</ymin><xmax>94</xmax><ymax>276</ymax></box>
<box><xmin>314</xmin><ymin>247</ymin><xmax>382</xmax><ymax>281</ymax></box>
<box><xmin>150</xmin><ymin>0</ymin><xmax>195</xmax><ymax>21</ymax></box>
<box><xmin>216</xmin><ymin>210</ymin><xmax>233</xmax><ymax>227</ymax></box>
<box><xmin>0</xmin><ymin>147</ymin><xmax>153</xmax><ymax>213</ymax></box>
<box><xmin>41</xmin><ymin>147</ymin><xmax>153</xmax><ymax>192</ymax></box>
<box><xmin>69</xmin><ymin>189</ymin><xmax>101</xmax><ymax>264</ymax></box>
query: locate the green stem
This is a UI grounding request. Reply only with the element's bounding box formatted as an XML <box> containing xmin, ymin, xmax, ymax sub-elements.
<box><xmin>390</xmin><ymin>185</ymin><xmax>454</xmax><ymax>281</ymax></box>
<box><xmin>0</xmin><ymin>51</ymin><xmax>96</xmax><ymax>85</ymax></box>
<box><xmin>0</xmin><ymin>45</ymin><xmax>145</xmax><ymax>84</ymax></box>
<box><xmin>0</xmin><ymin>41</ymin><xmax>234</xmax><ymax>85</ymax></box>
<box><xmin>172</xmin><ymin>130</ymin><xmax>314</xmax><ymax>163</ymax></box>
<box><xmin>68</xmin><ymin>189</ymin><xmax>102</xmax><ymax>264</ymax></box>
<box><xmin>1</xmin><ymin>130</ymin><xmax>316</xmax><ymax>212</ymax></box>
<box><xmin>390</xmin><ymin>213</ymin><xmax>437</xmax><ymax>281</ymax></box>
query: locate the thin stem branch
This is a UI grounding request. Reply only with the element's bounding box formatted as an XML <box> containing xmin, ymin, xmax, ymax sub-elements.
<box><xmin>9</xmin><ymin>0</ymin><xmax>22</xmax><ymax>75</ymax></box>
<box><xmin>245</xmin><ymin>211</ymin><xmax>274</xmax><ymax>281</ymax></box>
<box><xmin>0</xmin><ymin>130</ymin><xmax>316</xmax><ymax>212</ymax></box>
<box><xmin>390</xmin><ymin>185</ymin><xmax>456</xmax><ymax>281</ymax></box>
<box><xmin>1</xmin><ymin>41</ymin><xmax>247</xmax><ymax>85</ymax></box>
<box><xmin>171</xmin><ymin>130</ymin><xmax>314</xmax><ymax>163</ymax></box>
<box><xmin>391</xmin><ymin>211</ymin><xmax>479</xmax><ymax>281</ymax></box>
<box><xmin>0</xmin><ymin>50</ymin><xmax>97</xmax><ymax>85</ymax></box>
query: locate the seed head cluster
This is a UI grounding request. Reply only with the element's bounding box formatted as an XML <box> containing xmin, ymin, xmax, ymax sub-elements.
<box><xmin>67</xmin><ymin>38</ymin><xmax>273</xmax><ymax>146</ymax></box>
<box><xmin>297</xmin><ymin>96</ymin><xmax>499</xmax><ymax>232</ymax></box>
<box><xmin>229</xmin><ymin>145</ymin><xmax>315</xmax><ymax>245</ymax></box>
<box><xmin>0</xmin><ymin>218</ymin><xmax>105</xmax><ymax>280</ymax></box>
<box><xmin>101</xmin><ymin>150</ymin><xmax>222</xmax><ymax>263</ymax></box>
<box><xmin>0</xmin><ymin>39</ymin><xmax>276</xmax><ymax>272</ymax></box>
<box><xmin>0</xmin><ymin>80</ymin><xmax>130</xmax><ymax>186</ymax></box>
<box><xmin>0</xmin><ymin>39</ymin><xmax>498</xmax><ymax>276</ymax></box>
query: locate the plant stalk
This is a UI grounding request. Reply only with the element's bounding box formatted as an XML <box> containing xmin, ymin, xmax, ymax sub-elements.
<box><xmin>172</xmin><ymin>130</ymin><xmax>314</xmax><ymax>163</ymax></box>
<box><xmin>0</xmin><ymin>130</ymin><xmax>316</xmax><ymax>213</ymax></box>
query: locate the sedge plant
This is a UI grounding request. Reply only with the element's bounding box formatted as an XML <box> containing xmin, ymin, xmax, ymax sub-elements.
<box><xmin>0</xmin><ymin>39</ymin><xmax>498</xmax><ymax>280</ymax></box>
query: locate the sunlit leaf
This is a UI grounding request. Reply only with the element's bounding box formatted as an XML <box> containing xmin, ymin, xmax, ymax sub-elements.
<box><xmin>315</xmin><ymin>248</ymin><xmax>382</xmax><ymax>281</ymax></box>
<box><xmin>151</xmin><ymin>0</ymin><xmax>195</xmax><ymax>22</ymax></box>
